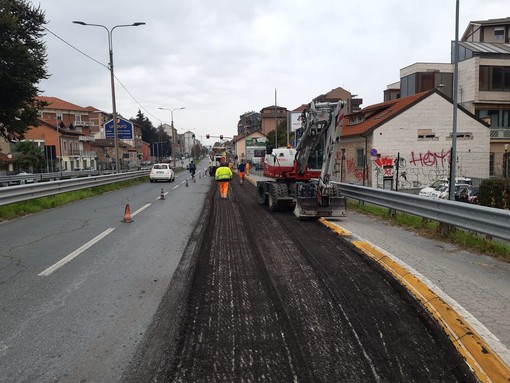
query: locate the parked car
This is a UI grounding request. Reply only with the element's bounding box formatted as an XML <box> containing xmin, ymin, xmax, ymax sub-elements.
<box><xmin>149</xmin><ymin>163</ymin><xmax>175</xmax><ymax>182</ymax></box>
<box><xmin>419</xmin><ymin>177</ymin><xmax>472</xmax><ymax>197</ymax></box>
<box><xmin>431</xmin><ymin>183</ymin><xmax>472</xmax><ymax>200</ymax></box>
<box><xmin>455</xmin><ymin>186</ymin><xmax>480</xmax><ymax>204</ymax></box>
<box><xmin>419</xmin><ymin>179</ymin><xmax>447</xmax><ymax>197</ymax></box>
<box><xmin>430</xmin><ymin>184</ymin><xmax>449</xmax><ymax>199</ymax></box>
<box><xmin>467</xmin><ymin>187</ymin><xmax>480</xmax><ymax>204</ymax></box>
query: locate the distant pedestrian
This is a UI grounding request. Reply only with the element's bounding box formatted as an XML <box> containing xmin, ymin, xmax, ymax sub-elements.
<box><xmin>246</xmin><ymin>162</ymin><xmax>250</xmax><ymax>175</ymax></box>
<box><xmin>215</xmin><ymin>164</ymin><xmax>233</xmax><ymax>199</ymax></box>
<box><xmin>237</xmin><ymin>160</ymin><xmax>247</xmax><ymax>185</ymax></box>
<box><xmin>189</xmin><ymin>160</ymin><xmax>196</xmax><ymax>177</ymax></box>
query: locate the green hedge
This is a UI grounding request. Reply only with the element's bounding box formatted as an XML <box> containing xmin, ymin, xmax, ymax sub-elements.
<box><xmin>479</xmin><ymin>178</ymin><xmax>510</xmax><ymax>209</ymax></box>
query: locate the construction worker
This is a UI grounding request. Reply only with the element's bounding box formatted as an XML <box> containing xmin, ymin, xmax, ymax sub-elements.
<box><xmin>237</xmin><ymin>160</ymin><xmax>247</xmax><ymax>185</ymax></box>
<box><xmin>215</xmin><ymin>163</ymin><xmax>233</xmax><ymax>199</ymax></box>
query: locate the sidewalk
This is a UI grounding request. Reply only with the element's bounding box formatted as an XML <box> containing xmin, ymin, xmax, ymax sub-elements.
<box><xmin>246</xmin><ymin>173</ymin><xmax>510</xmax><ymax>369</ymax></box>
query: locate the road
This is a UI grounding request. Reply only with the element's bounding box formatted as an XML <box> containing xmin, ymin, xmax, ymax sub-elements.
<box><xmin>125</xmin><ymin>174</ymin><xmax>478</xmax><ymax>382</ymax></box>
<box><xmin>0</xmin><ymin>163</ymin><xmax>209</xmax><ymax>383</ymax></box>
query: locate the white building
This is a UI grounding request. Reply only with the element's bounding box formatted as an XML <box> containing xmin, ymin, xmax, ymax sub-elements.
<box><xmin>338</xmin><ymin>89</ymin><xmax>490</xmax><ymax>189</ymax></box>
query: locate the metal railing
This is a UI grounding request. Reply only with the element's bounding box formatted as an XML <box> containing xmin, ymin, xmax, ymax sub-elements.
<box><xmin>335</xmin><ymin>183</ymin><xmax>510</xmax><ymax>242</ymax></box>
<box><xmin>0</xmin><ymin>171</ymin><xmax>149</xmax><ymax>207</ymax></box>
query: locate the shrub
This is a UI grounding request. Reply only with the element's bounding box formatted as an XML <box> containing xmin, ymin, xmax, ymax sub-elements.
<box><xmin>478</xmin><ymin>178</ymin><xmax>510</xmax><ymax>209</ymax></box>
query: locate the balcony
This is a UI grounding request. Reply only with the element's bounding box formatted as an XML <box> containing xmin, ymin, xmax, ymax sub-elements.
<box><xmin>74</xmin><ymin>120</ymin><xmax>94</xmax><ymax>127</ymax></box>
<box><xmin>79</xmin><ymin>136</ymin><xmax>96</xmax><ymax>142</ymax></box>
<box><xmin>490</xmin><ymin>129</ymin><xmax>510</xmax><ymax>139</ymax></box>
<box><xmin>62</xmin><ymin>150</ymin><xmax>97</xmax><ymax>157</ymax></box>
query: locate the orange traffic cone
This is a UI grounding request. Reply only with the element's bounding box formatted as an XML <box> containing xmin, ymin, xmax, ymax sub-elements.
<box><xmin>123</xmin><ymin>204</ymin><xmax>132</xmax><ymax>223</ymax></box>
<box><xmin>185</xmin><ymin>178</ymin><xmax>189</xmax><ymax>187</ymax></box>
<box><xmin>160</xmin><ymin>188</ymin><xmax>165</xmax><ymax>200</ymax></box>
<box><xmin>193</xmin><ymin>175</ymin><xmax>196</xmax><ymax>183</ymax></box>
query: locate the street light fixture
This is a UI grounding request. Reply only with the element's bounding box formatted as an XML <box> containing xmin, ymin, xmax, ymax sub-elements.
<box><xmin>73</xmin><ymin>20</ymin><xmax>145</xmax><ymax>173</ymax></box>
<box><xmin>158</xmin><ymin>107</ymin><xmax>186</xmax><ymax>167</ymax></box>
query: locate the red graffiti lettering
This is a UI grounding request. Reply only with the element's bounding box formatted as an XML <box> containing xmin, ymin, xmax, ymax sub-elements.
<box><xmin>409</xmin><ymin>149</ymin><xmax>451</xmax><ymax>167</ymax></box>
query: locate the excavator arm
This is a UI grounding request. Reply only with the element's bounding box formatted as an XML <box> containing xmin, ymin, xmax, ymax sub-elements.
<box><xmin>295</xmin><ymin>101</ymin><xmax>345</xmax><ymax>180</ymax></box>
<box><xmin>293</xmin><ymin>100</ymin><xmax>347</xmax><ymax>218</ymax></box>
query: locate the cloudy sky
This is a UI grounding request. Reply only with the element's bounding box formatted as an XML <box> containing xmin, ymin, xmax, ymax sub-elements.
<box><xmin>37</xmin><ymin>0</ymin><xmax>505</xmax><ymax>146</ymax></box>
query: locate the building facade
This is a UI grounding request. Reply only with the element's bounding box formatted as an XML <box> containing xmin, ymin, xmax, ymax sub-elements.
<box><xmin>386</xmin><ymin>17</ymin><xmax>510</xmax><ymax>177</ymax></box>
<box><xmin>338</xmin><ymin>90</ymin><xmax>490</xmax><ymax>190</ymax></box>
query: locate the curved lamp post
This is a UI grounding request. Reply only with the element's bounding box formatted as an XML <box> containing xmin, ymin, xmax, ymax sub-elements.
<box><xmin>158</xmin><ymin>107</ymin><xmax>185</xmax><ymax>167</ymax></box>
<box><xmin>73</xmin><ymin>21</ymin><xmax>145</xmax><ymax>173</ymax></box>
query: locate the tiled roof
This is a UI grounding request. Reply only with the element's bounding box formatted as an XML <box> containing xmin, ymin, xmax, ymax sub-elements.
<box><xmin>36</xmin><ymin>96</ymin><xmax>90</xmax><ymax>112</ymax></box>
<box><xmin>341</xmin><ymin>91</ymin><xmax>432</xmax><ymax>137</ymax></box>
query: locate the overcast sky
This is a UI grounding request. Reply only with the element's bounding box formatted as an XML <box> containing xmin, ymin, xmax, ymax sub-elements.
<box><xmin>37</xmin><ymin>0</ymin><xmax>505</xmax><ymax>146</ymax></box>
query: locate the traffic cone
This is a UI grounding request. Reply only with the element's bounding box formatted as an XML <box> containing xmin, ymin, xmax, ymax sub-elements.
<box><xmin>193</xmin><ymin>175</ymin><xmax>196</xmax><ymax>183</ymax></box>
<box><xmin>160</xmin><ymin>188</ymin><xmax>165</xmax><ymax>200</ymax></box>
<box><xmin>185</xmin><ymin>178</ymin><xmax>189</xmax><ymax>187</ymax></box>
<box><xmin>123</xmin><ymin>204</ymin><xmax>132</xmax><ymax>223</ymax></box>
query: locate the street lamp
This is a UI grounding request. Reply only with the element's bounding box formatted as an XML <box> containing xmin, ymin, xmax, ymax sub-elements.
<box><xmin>73</xmin><ymin>20</ymin><xmax>145</xmax><ymax>173</ymax></box>
<box><xmin>158</xmin><ymin>107</ymin><xmax>185</xmax><ymax>167</ymax></box>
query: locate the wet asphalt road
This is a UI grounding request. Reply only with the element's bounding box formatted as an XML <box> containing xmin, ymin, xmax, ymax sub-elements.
<box><xmin>125</xmin><ymin>176</ymin><xmax>477</xmax><ymax>383</ymax></box>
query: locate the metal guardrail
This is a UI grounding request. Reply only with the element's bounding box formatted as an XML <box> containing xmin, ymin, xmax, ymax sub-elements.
<box><xmin>335</xmin><ymin>183</ymin><xmax>510</xmax><ymax>242</ymax></box>
<box><xmin>0</xmin><ymin>170</ymin><xmax>112</xmax><ymax>187</ymax></box>
<box><xmin>0</xmin><ymin>171</ymin><xmax>149</xmax><ymax>207</ymax></box>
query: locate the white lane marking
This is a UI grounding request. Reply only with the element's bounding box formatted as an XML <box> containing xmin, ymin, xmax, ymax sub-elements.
<box><xmin>132</xmin><ymin>203</ymin><xmax>151</xmax><ymax>217</ymax></box>
<box><xmin>172</xmin><ymin>185</ymin><xmax>179</xmax><ymax>189</ymax></box>
<box><xmin>39</xmin><ymin>228</ymin><xmax>115</xmax><ymax>276</ymax></box>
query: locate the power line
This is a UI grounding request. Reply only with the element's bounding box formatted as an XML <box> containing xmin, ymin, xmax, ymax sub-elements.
<box><xmin>43</xmin><ymin>24</ymin><xmax>159</xmax><ymax>121</ymax></box>
<box><xmin>7</xmin><ymin>0</ymin><xmax>165</xmax><ymax>125</ymax></box>
<box><xmin>43</xmin><ymin>27</ymin><xmax>108</xmax><ymax>69</ymax></box>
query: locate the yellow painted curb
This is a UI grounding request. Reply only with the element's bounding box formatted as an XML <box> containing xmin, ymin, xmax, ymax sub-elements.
<box><xmin>320</xmin><ymin>219</ymin><xmax>510</xmax><ymax>383</ymax></box>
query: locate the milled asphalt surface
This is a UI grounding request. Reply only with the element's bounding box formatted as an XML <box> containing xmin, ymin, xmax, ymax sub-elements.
<box><xmin>125</xmin><ymin>172</ymin><xmax>489</xmax><ymax>382</ymax></box>
<box><xmin>248</xmin><ymin>173</ymin><xmax>510</xmax><ymax>368</ymax></box>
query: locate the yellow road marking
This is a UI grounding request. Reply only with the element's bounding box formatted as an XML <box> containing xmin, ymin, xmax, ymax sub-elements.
<box><xmin>320</xmin><ymin>219</ymin><xmax>510</xmax><ymax>383</ymax></box>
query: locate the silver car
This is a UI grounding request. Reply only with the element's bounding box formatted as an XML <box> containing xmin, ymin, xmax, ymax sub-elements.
<box><xmin>149</xmin><ymin>163</ymin><xmax>175</xmax><ymax>182</ymax></box>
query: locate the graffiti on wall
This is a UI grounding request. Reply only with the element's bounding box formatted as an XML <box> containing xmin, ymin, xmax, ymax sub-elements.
<box><xmin>409</xmin><ymin>149</ymin><xmax>451</xmax><ymax>167</ymax></box>
<box><xmin>372</xmin><ymin>149</ymin><xmax>453</xmax><ymax>189</ymax></box>
<box><xmin>332</xmin><ymin>148</ymin><xmax>462</xmax><ymax>189</ymax></box>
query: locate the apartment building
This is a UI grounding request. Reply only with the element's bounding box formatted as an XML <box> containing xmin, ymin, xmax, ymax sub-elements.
<box><xmin>23</xmin><ymin>96</ymin><xmax>97</xmax><ymax>171</ymax></box>
<box><xmin>385</xmin><ymin>17</ymin><xmax>510</xmax><ymax>177</ymax></box>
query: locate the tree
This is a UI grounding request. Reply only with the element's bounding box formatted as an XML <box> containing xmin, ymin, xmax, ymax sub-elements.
<box><xmin>0</xmin><ymin>0</ymin><xmax>48</xmax><ymax>140</ymax></box>
<box><xmin>15</xmin><ymin>141</ymin><xmax>45</xmax><ymax>171</ymax></box>
<box><xmin>266</xmin><ymin>119</ymin><xmax>295</xmax><ymax>148</ymax></box>
<box><xmin>132</xmin><ymin>110</ymin><xmax>160</xmax><ymax>144</ymax></box>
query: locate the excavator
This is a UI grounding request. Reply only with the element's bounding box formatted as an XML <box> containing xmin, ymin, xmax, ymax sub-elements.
<box><xmin>256</xmin><ymin>100</ymin><xmax>347</xmax><ymax>218</ymax></box>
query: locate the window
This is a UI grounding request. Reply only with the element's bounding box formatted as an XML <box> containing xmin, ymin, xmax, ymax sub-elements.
<box><xmin>477</xmin><ymin>109</ymin><xmax>510</xmax><ymax>128</ymax></box>
<box><xmin>489</xmin><ymin>153</ymin><xmax>495</xmax><ymax>176</ymax></box>
<box><xmin>494</xmin><ymin>28</ymin><xmax>505</xmax><ymax>40</ymax></box>
<box><xmin>447</xmin><ymin>132</ymin><xmax>473</xmax><ymax>140</ymax></box>
<box><xmin>356</xmin><ymin>148</ymin><xmax>364</xmax><ymax>168</ymax></box>
<box><xmin>417</xmin><ymin>129</ymin><xmax>437</xmax><ymax>140</ymax></box>
<box><xmin>56</xmin><ymin>113</ymin><xmax>63</xmax><ymax>121</ymax></box>
<box><xmin>479</xmin><ymin>66</ymin><xmax>510</xmax><ymax>91</ymax></box>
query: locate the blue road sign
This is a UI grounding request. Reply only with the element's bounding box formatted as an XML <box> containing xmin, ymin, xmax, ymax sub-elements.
<box><xmin>104</xmin><ymin>118</ymin><xmax>133</xmax><ymax>140</ymax></box>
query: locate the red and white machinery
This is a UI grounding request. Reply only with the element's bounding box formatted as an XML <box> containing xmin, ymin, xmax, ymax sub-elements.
<box><xmin>208</xmin><ymin>146</ymin><xmax>229</xmax><ymax>176</ymax></box>
<box><xmin>256</xmin><ymin>100</ymin><xmax>347</xmax><ymax>218</ymax></box>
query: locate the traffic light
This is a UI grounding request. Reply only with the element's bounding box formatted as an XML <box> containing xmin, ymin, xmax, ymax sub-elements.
<box><xmin>220</xmin><ymin>135</ymin><xmax>223</xmax><ymax>140</ymax></box>
<box><xmin>206</xmin><ymin>134</ymin><xmax>210</xmax><ymax>139</ymax></box>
